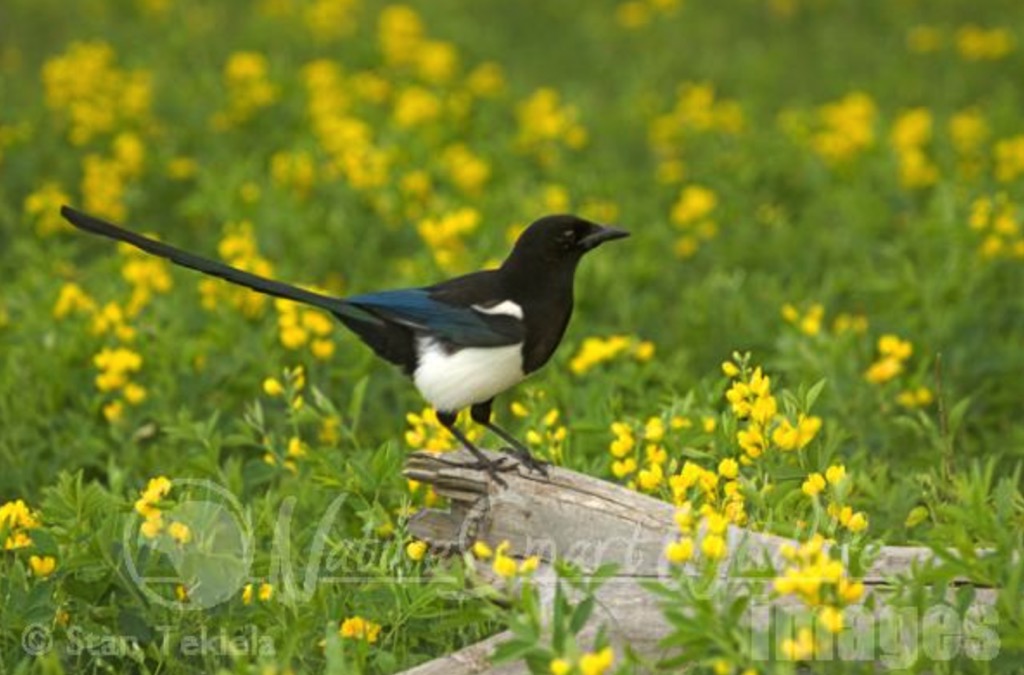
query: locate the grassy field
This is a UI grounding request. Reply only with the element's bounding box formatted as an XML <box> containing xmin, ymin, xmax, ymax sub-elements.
<box><xmin>2</xmin><ymin>0</ymin><xmax>1024</xmax><ymax>672</ymax></box>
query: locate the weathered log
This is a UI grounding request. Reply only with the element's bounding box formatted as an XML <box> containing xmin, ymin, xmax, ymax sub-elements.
<box><xmin>399</xmin><ymin>449</ymin><xmax>998</xmax><ymax>674</ymax></box>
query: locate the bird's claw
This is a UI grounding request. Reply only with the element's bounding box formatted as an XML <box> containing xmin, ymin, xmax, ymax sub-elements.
<box><xmin>433</xmin><ymin>454</ymin><xmax>517</xmax><ymax>487</ymax></box>
<box><xmin>500</xmin><ymin>445</ymin><xmax>550</xmax><ymax>477</ymax></box>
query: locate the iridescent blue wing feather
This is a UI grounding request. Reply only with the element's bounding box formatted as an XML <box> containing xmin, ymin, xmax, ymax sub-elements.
<box><xmin>346</xmin><ymin>289</ymin><xmax>523</xmax><ymax>347</ymax></box>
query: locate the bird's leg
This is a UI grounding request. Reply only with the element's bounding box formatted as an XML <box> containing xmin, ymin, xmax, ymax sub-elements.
<box><xmin>434</xmin><ymin>410</ymin><xmax>515</xmax><ymax>486</ymax></box>
<box><xmin>471</xmin><ymin>401</ymin><xmax>549</xmax><ymax>477</ymax></box>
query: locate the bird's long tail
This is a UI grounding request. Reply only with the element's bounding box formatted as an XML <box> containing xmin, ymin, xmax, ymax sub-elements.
<box><xmin>60</xmin><ymin>206</ymin><xmax>375</xmax><ymax>322</ymax></box>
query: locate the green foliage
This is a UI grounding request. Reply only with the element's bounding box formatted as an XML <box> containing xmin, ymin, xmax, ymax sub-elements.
<box><xmin>2</xmin><ymin>0</ymin><xmax>1024</xmax><ymax>672</ymax></box>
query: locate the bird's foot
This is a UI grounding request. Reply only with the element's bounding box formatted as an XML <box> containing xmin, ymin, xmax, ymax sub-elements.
<box><xmin>432</xmin><ymin>454</ymin><xmax>517</xmax><ymax>487</ymax></box>
<box><xmin>500</xmin><ymin>445</ymin><xmax>550</xmax><ymax>477</ymax></box>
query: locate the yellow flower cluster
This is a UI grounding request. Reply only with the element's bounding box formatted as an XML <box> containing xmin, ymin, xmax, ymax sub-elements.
<box><xmin>781</xmin><ymin>302</ymin><xmax>824</xmax><ymax>336</ymax></box>
<box><xmin>24</xmin><ymin>182</ymin><xmax>71</xmax><ymax>236</ymax></box>
<box><xmin>608</xmin><ymin>420</ymin><xmax>638</xmax><ymax>479</ymax></box>
<box><xmin>441</xmin><ymin>143</ymin><xmax>490</xmax><ymax>195</ymax></box>
<box><xmin>787</xmin><ymin>92</ymin><xmax>876</xmax><ymax>166</ymax></box>
<box><xmin>516</xmin><ymin>88</ymin><xmax>588</xmax><ymax>165</ymax></box>
<box><xmin>120</xmin><ymin>240</ymin><xmax>173</xmax><ymax>315</ymax></box>
<box><xmin>56</xmin><ymin>269</ymin><xmax>162</xmax><ymax>389</ymax></box>
<box><xmin>264</xmin><ymin>434</ymin><xmax>311</xmax><ymax>473</ymax></box>
<box><xmin>956</xmin><ymin>25</ymin><xmax>1015</xmax><ymax>61</ymax></box>
<box><xmin>94</xmin><ymin>346</ymin><xmax>147</xmax><ymax>423</ymax></box>
<box><xmin>827</xmin><ymin>501</ymin><xmax>869</xmax><ymax>534</ymax></box>
<box><xmin>133</xmin><ymin>476</ymin><xmax>172</xmax><ymax>539</ymax></box>
<box><xmin>814</xmin><ymin>92</ymin><xmax>877</xmax><ymax>164</ymax></box>
<box><xmin>393</xmin><ymin>85</ymin><xmax>441</xmax><ymax>128</ymax></box>
<box><xmin>339</xmin><ymin>616</ymin><xmax>382</xmax><ymax>643</ymax></box>
<box><xmin>53</xmin><ymin>283</ymin><xmax>97</xmax><ymax>320</ymax></box>
<box><xmin>649</xmin><ymin>83</ymin><xmax>743</xmax><ymax>185</ymax></box>
<box><xmin>270</xmin><ymin>150</ymin><xmax>317</xmax><ymax>199</ymax></box>
<box><xmin>782</xmin><ymin>303</ymin><xmax>868</xmax><ymax>338</ymax></box>
<box><xmin>302</xmin><ymin>60</ymin><xmax>390</xmax><ymax>193</ymax></box>
<box><xmin>80</xmin><ymin>131</ymin><xmax>148</xmax><ymax>222</ymax></box>
<box><xmin>92</xmin><ymin>303</ymin><xmax>135</xmax><ymax>339</ymax></box>
<box><xmin>303</xmin><ymin>0</ymin><xmax>359</xmax><ymax>43</ymax></box>
<box><xmin>774</xmin><ymin>534</ymin><xmax>865</xmax><ymax>649</ymax></box>
<box><xmin>831</xmin><ymin>312</ymin><xmax>869</xmax><ymax>335</ymax></box>
<box><xmin>378</xmin><ymin>4</ymin><xmax>458</xmax><ymax>85</ymax></box>
<box><xmin>664</xmin><ymin>502</ymin><xmax>731</xmax><ymax>565</ymax></box>
<box><xmin>275</xmin><ymin>299</ymin><xmax>336</xmax><ymax>360</ymax></box>
<box><xmin>863</xmin><ymin>334</ymin><xmax>913</xmax><ymax>384</ymax></box>
<box><xmin>994</xmin><ymin>135</ymin><xmax>1024</xmax><ymax>185</ymax></box>
<box><xmin>569</xmin><ymin>335</ymin><xmax>654</xmax><ymax>375</ymax></box>
<box><xmin>908</xmin><ymin>24</ymin><xmax>1016</xmax><ymax>61</ymax></box>
<box><xmin>242</xmin><ymin>582</ymin><xmax>274</xmax><ymax>604</ymax></box>
<box><xmin>41</xmin><ymin>41</ymin><xmax>152</xmax><ymax>145</ymax></box>
<box><xmin>550</xmin><ymin>646</ymin><xmax>615</xmax><ymax>675</ymax></box>
<box><xmin>670</xmin><ymin>184</ymin><xmax>718</xmax><ymax>258</ymax></box>
<box><xmin>670</xmin><ymin>457</ymin><xmax>745</xmax><ymax>519</ymax></box>
<box><xmin>890</xmin><ymin>108</ymin><xmax>938</xmax><ymax>189</ymax></box>
<box><xmin>471</xmin><ymin>540</ymin><xmax>539</xmax><ymax>579</ymax></box>
<box><xmin>614</xmin><ymin>0</ymin><xmax>680</xmax><ymax>29</ymax></box>
<box><xmin>949</xmin><ymin>108</ymin><xmax>988</xmax><ymax>177</ymax></box>
<box><xmin>261</xmin><ymin>366</ymin><xmax>314</xmax><ymax>468</ymax></box>
<box><xmin>523</xmin><ymin>407</ymin><xmax>568</xmax><ymax>464</ymax></box>
<box><xmin>297</xmin><ymin>6</ymin><xmax>503</xmax><ymax>222</ymax></box>
<box><xmin>724</xmin><ymin>362</ymin><xmax>822</xmax><ymax>459</ymax></box>
<box><xmin>30</xmin><ymin>554</ymin><xmax>57</xmax><ymax>578</ymax></box>
<box><xmin>404</xmin><ymin>407</ymin><xmax>482</xmax><ymax>452</ymax></box>
<box><xmin>610</xmin><ymin>411</ymin><xmax>746</xmax><ymax>541</ymax></box>
<box><xmin>465</xmin><ymin>62</ymin><xmax>506</xmax><ymax>98</ymax></box>
<box><xmin>213</xmin><ymin>51</ymin><xmax>279</xmax><ymax>128</ymax></box>
<box><xmin>896</xmin><ymin>386</ymin><xmax>934</xmax><ymax>409</ymax></box>
<box><xmin>199</xmin><ymin>221</ymin><xmax>275</xmax><ymax>317</ymax></box>
<box><xmin>0</xmin><ymin>499</ymin><xmax>41</xmax><ymax>550</ymax></box>
<box><xmin>416</xmin><ymin>207</ymin><xmax>481</xmax><ymax>272</ymax></box>
<box><xmin>801</xmin><ymin>464</ymin><xmax>868</xmax><ymax>533</ymax></box>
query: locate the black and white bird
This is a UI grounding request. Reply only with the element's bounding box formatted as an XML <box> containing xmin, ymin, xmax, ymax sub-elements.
<box><xmin>60</xmin><ymin>206</ymin><xmax>628</xmax><ymax>483</ymax></box>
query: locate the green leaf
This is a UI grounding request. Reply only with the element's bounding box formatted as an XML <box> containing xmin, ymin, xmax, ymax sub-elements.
<box><xmin>348</xmin><ymin>376</ymin><xmax>369</xmax><ymax>431</ymax></box>
<box><xmin>569</xmin><ymin>595</ymin><xmax>595</xmax><ymax>634</ymax></box>
<box><xmin>805</xmin><ymin>377</ymin><xmax>827</xmax><ymax>410</ymax></box>
<box><xmin>489</xmin><ymin>637</ymin><xmax>538</xmax><ymax>663</ymax></box>
<box><xmin>946</xmin><ymin>396</ymin><xmax>972</xmax><ymax>441</ymax></box>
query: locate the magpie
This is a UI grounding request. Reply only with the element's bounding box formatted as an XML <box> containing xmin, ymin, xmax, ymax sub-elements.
<box><xmin>60</xmin><ymin>206</ymin><xmax>628</xmax><ymax>484</ymax></box>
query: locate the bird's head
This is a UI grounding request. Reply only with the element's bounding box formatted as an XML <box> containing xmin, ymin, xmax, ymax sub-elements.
<box><xmin>506</xmin><ymin>214</ymin><xmax>629</xmax><ymax>266</ymax></box>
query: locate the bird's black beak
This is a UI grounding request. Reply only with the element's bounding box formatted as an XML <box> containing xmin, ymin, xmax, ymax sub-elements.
<box><xmin>579</xmin><ymin>225</ymin><xmax>630</xmax><ymax>251</ymax></box>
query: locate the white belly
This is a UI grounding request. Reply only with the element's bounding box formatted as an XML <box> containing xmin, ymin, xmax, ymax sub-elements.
<box><xmin>413</xmin><ymin>338</ymin><xmax>526</xmax><ymax>412</ymax></box>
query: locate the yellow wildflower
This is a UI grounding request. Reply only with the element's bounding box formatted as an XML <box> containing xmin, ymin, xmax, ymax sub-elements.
<box><xmin>818</xmin><ymin>606</ymin><xmax>844</xmax><ymax>634</ymax></box>
<box><xmin>549</xmin><ymin>658</ymin><xmax>572</xmax><ymax>675</ymax></box>
<box><xmin>825</xmin><ymin>465</ymin><xmax>846</xmax><ymax>485</ymax></box>
<box><xmin>167</xmin><ymin>521</ymin><xmax>191</xmax><ymax>545</ymax></box>
<box><xmin>665</xmin><ymin>537</ymin><xmax>695</xmax><ymax>564</ymax></box>
<box><xmin>472</xmin><ymin>540</ymin><xmax>493</xmax><ymax>559</ymax></box>
<box><xmin>717</xmin><ymin>458</ymin><xmax>739</xmax><ymax>479</ymax></box>
<box><xmin>263</xmin><ymin>377</ymin><xmax>284</xmax><ymax>396</ymax></box>
<box><xmin>339</xmin><ymin>616</ymin><xmax>382</xmax><ymax>643</ymax></box>
<box><xmin>578</xmin><ymin>646</ymin><xmax>614</xmax><ymax>675</ymax></box>
<box><xmin>701</xmin><ymin>533</ymin><xmax>727</xmax><ymax>560</ymax></box>
<box><xmin>802</xmin><ymin>473</ymin><xmax>826</xmax><ymax>497</ymax></box>
<box><xmin>406</xmin><ymin>540</ymin><xmax>427</xmax><ymax>561</ymax></box>
<box><xmin>781</xmin><ymin>627</ymin><xmax>815</xmax><ymax>660</ymax></box>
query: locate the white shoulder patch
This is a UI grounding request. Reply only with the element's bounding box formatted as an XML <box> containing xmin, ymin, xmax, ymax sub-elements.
<box><xmin>472</xmin><ymin>300</ymin><xmax>524</xmax><ymax>319</ymax></box>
